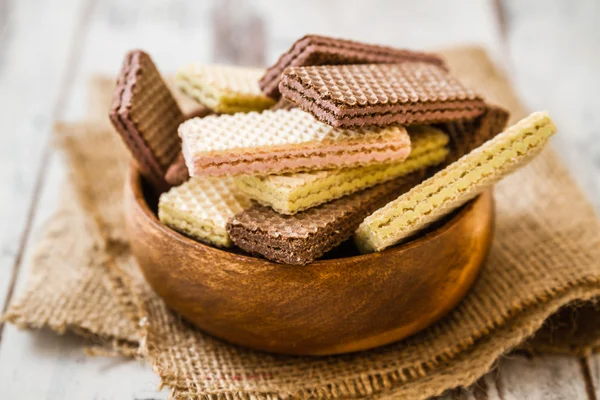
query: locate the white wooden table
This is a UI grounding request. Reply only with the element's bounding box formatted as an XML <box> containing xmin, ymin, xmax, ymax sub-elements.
<box><xmin>0</xmin><ymin>0</ymin><xmax>599</xmax><ymax>398</ymax></box>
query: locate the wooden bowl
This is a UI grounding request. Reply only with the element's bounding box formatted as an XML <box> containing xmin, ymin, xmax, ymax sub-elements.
<box><xmin>125</xmin><ymin>167</ymin><xmax>495</xmax><ymax>355</ymax></box>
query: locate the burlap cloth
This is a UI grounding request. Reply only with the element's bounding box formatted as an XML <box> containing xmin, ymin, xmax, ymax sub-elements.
<box><xmin>4</xmin><ymin>46</ymin><xmax>600</xmax><ymax>399</ymax></box>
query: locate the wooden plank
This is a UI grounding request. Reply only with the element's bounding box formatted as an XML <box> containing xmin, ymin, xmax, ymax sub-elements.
<box><xmin>0</xmin><ymin>154</ymin><xmax>168</xmax><ymax>399</ymax></box>
<box><xmin>500</xmin><ymin>0</ymin><xmax>600</xmax><ymax>211</ymax></box>
<box><xmin>496</xmin><ymin>354</ymin><xmax>589</xmax><ymax>399</ymax></box>
<box><xmin>434</xmin><ymin>373</ymin><xmax>501</xmax><ymax>400</ymax></box>
<box><xmin>254</xmin><ymin>0</ymin><xmax>504</xmax><ymax>68</ymax></box>
<box><xmin>0</xmin><ymin>1</ymin><xmax>217</xmax><ymax>399</ymax></box>
<box><xmin>61</xmin><ymin>0</ymin><xmax>217</xmax><ymax>122</ymax></box>
<box><xmin>495</xmin><ymin>0</ymin><xmax>599</xmax><ymax>398</ymax></box>
<box><xmin>0</xmin><ymin>327</ymin><xmax>168</xmax><ymax>399</ymax></box>
<box><xmin>0</xmin><ymin>0</ymin><xmax>89</xmax><ymax>321</ymax></box>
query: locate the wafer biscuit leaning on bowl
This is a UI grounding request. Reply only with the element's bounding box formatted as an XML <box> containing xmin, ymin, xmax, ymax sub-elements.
<box><xmin>109</xmin><ymin>50</ymin><xmax>184</xmax><ymax>191</ymax></box>
<box><xmin>355</xmin><ymin>111</ymin><xmax>557</xmax><ymax>253</ymax></box>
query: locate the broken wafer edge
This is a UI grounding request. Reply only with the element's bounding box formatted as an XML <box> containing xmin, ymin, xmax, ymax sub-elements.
<box><xmin>158</xmin><ymin>176</ymin><xmax>251</xmax><ymax>247</ymax></box>
<box><xmin>235</xmin><ymin>125</ymin><xmax>449</xmax><ymax>214</ymax></box>
<box><xmin>179</xmin><ymin>109</ymin><xmax>412</xmax><ymax>177</ymax></box>
<box><xmin>354</xmin><ymin>111</ymin><xmax>558</xmax><ymax>253</ymax></box>
<box><xmin>175</xmin><ymin>65</ymin><xmax>275</xmax><ymax>114</ymax></box>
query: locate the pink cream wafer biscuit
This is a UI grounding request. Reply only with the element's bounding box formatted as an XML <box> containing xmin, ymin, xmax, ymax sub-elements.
<box><xmin>179</xmin><ymin>109</ymin><xmax>411</xmax><ymax>177</ymax></box>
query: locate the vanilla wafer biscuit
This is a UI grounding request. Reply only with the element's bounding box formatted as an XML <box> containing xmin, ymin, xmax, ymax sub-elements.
<box><xmin>228</xmin><ymin>172</ymin><xmax>423</xmax><ymax>265</ymax></box>
<box><xmin>280</xmin><ymin>63</ymin><xmax>486</xmax><ymax>128</ymax></box>
<box><xmin>355</xmin><ymin>112</ymin><xmax>557</xmax><ymax>253</ymax></box>
<box><xmin>175</xmin><ymin>65</ymin><xmax>275</xmax><ymax>113</ymax></box>
<box><xmin>260</xmin><ymin>34</ymin><xmax>447</xmax><ymax>99</ymax></box>
<box><xmin>158</xmin><ymin>176</ymin><xmax>251</xmax><ymax>247</ymax></box>
<box><xmin>235</xmin><ymin>125</ymin><xmax>449</xmax><ymax>214</ymax></box>
<box><xmin>180</xmin><ymin>109</ymin><xmax>412</xmax><ymax>177</ymax></box>
<box><xmin>110</xmin><ymin>50</ymin><xmax>184</xmax><ymax>191</ymax></box>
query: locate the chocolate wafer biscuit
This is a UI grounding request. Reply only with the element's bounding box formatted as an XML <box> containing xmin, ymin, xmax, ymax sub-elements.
<box><xmin>441</xmin><ymin>104</ymin><xmax>509</xmax><ymax>162</ymax></box>
<box><xmin>260</xmin><ymin>34</ymin><xmax>447</xmax><ymax>99</ymax></box>
<box><xmin>227</xmin><ymin>172</ymin><xmax>423</xmax><ymax>265</ymax></box>
<box><xmin>158</xmin><ymin>176</ymin><xmax>251</xmax><ymax>247</ymax></box>
<box><xmin>165</xmin><ymin>107</ymin><xmax>216</xmax><ymax>187</ymax></box>
<box><xmin>355</xmin><ymin>112</ymin><xmax>557</xmax><ymax>253</ymax></box>
<box><xmin>176</xmin><ymin>65</ymin><xmax>275</xmax><ymax>113</ymax></box>
<box><xmin>280</xmin><ymin>63</ymin><xmax>486</xmax><ymax>128</ymax></box>
<box><xmin>179</xmin><ymin>109</ymin><xmax>411</xmax><ymax>177</ymax></box>
<box><xmin>235</xmin><ymin>125</ymin><xmax>449</xmax><ymax>214</ymax></box>
<box><xmin>164</xmin><ymin>153</ymin><xmax>189</xmax><ymax>186</ymax></box>
<box><xmin>110</xmin><ymin>50</ymin><xmax>184</xmax><ymax>191</ymax></box>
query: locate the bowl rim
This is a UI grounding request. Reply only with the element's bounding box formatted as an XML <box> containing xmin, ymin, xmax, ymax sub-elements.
<box><xmin>129</xmin><ymin>166</ymin><xmax>491</xmax><ymax>265</ymax></box>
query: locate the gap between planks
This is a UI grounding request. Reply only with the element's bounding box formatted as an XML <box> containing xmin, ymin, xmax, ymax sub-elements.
<box><xmin>580</xmin><ymin>357</ymin><xmax>599</xmax><ymax>400</ymax></box>
<box><xmin>0</xmin><ymin>0</ymin><xmax>98</xmax><ymax>343</ymax></box>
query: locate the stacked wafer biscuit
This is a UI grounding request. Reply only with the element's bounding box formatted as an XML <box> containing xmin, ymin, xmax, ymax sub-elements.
<box><xmin>108</xmin><ymin>35</ymin><xmax>556</xmax><ymax>265</ymax></box>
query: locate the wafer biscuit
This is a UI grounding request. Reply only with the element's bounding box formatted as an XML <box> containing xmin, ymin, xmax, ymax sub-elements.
<box><xmin>270</xmin><ymin>97</ymin><xmax>296</xmax><ymax>111</ymax></box>
<box><xmin>164</xmin><ymin>107</ymin><xmax>216</xmax><ymax>187</ymax></box>
<box><xmin>180</xmin><ymin>109</ymin><xmax>412</xmax><ymax>177</ymax></box>
<box><xmin>280</xmin><ymin>63</ymin><xmax>486</xmax><ymax>128</ymax></box>
<box><xmin>109</xmin><ymin>50</ymin><xmax>184</xmax><ymax>191</ymax></box>
<box><xmin>235</xmin><ymin>125</ymin><xmax>449</xmax><ymax>214</ymax></box>
<box><xmin>260</xmin><ymin>34</ymin><xmax>447</xmax><ymax>99</ymax></box>
<box><xmin>441</xmin><ymin>104</ymin><xmax>509</xmax><ymax>162</ymax></box>
<box><xmin>227</xmin><ymin>173</ymin><xmax>423</xmax><ymax>265</ymax></box>
<box><xmin>175</xmin><ymin>65</ymin><xmax>275</xmax><ymax>113</ymax></box>
<box><xmin>355</xmin><ymin>112</ymin><xmax>557</xmax><ymax>253</ymax></box>
<box><xmin>164</xmin><ymin>152</ymin><xmax>189</xmax><ymax>186</ymax></box>
<box><xmin>158</xmin><ymin>176</ymin><xmax>251</xmax><ymax>247</ymax></box>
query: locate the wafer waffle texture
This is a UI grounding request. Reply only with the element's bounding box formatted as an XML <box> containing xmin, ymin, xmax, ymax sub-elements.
<box><xmin>280</xmin><ymin>62</ymin><xmax>486</xmax><ymax>128</ymax></box>
<box><xmin>235</xmin><ymin>125</ymin><xmax>449</xmax><ymax>214</ymax></box>
<box><xmin>179</xmin><ymin>109</ymin><xmax>411</xmax><ymax>177</ymax></box>
<box><xmin>175</xmin><ymin>65</ymin><xmax>275</xmax><ymax>113</ymax></box>
<box><xmin>227</xmin><ymin>172</ymin><xmax>424</xmax><ymax>265</ymax></box>
<box><xmin>158</xmin><ymin>176</ymin><xmax>251</xmax><ymax>247</ymax></box>
<box><xmin>259</xmin><ymin>34</ymin><xmax>447</xmax><ymax>99</ymax></box>
<box><xmin>355</xmin><ymin>112</ymin><xmax>558</xmax><ymax>253</ymax></box>
<box><xmin>441</xmin><ymin>105</ymin><xmax>510</xmax><ymax>163</ymax></box>
<box><xmin>109</xmin><ymin>50</ymin><xmax>184</xmax><ymax>190</ymax></box>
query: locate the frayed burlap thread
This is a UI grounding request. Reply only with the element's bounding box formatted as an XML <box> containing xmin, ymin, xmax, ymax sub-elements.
<box><xmin>4</xmin><ymin>46</ymin><xmax>600</xmax><ymax>399</ymax></box>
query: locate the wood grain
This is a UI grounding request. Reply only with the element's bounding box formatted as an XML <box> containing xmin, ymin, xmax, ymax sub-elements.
<box><xmin>501</xmin><ymin>0</ymin><xmax>600</xmax><ymax>212</ymax></box>
<box><xmin>126</xmin><ymin>167</ymin><xmax>494</xmax><ymax>355</ymax></box>
<box><xmin>496</xmin><ymin>354</ymin><xmax>590</xmax><ymax>399</ymax></box>
<box><xmin>0</xmin><ymin>0</ymin><xmax>597</xmax><ymax>397</ymax></box>
<box><xmin>0</xmin><ymin>0</ymin><xmax>90</xmax><ymax>324</ymax></box>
